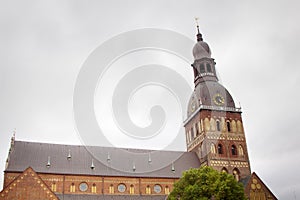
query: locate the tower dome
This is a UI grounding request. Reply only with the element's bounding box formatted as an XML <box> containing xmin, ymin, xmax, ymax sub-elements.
<box><xmin>192</xmin><ymin>41</ymin><xmax>211</xmax><ymax>60</ymax></box>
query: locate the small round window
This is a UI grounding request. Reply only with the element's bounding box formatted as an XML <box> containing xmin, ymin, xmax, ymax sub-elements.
<box><xmin>118</xmin><ymin>183</ymin><xmax>126</xmax><ymax>193</ymax></box>
<box><xmin>79</xmin><ymin>182</ymin><xmax>88</xmax><ymax>192</ymax></box>
<box><xmin>154</xmin><ymin>184</ymin><xmax>162</xmax><ymax>193</ymax></box>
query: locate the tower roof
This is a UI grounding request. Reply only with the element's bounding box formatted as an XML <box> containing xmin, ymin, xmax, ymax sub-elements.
<box><xmin>192</xmin><ymin>41</ymin><xmax>211</xmax><ymax>60</ymax></box>
<box><xmin>192</xmin><ymin>21</ymin><xmax>211</xmax><ymax>60</ymax></box>
<box><xmin>187</xmin><ymin>24</ymin><xmax>239</xmax><ymax>118</ymax></box>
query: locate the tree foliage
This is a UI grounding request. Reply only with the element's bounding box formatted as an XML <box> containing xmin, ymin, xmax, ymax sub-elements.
<box><xmin>168</xmin><ymin>166</ymin><xmax>246</xmax><ymax>200</ymax></box>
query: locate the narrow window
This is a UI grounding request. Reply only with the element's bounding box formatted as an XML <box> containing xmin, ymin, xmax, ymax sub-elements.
<box><xmin>206</xmin><ymin>63</ymin><xmax>212</xmax><ymax>72</ymax></box>
<box><xmin>109</xmin><ymin>184</ymin><xmax>114</xmax><ymax>194</ymax></box>
<box><xmin>218</xmin><ymin>144</ymin><xmax>223</xmax><ymax>154</ymax></box>
<box><xmin>130</xmin><ymin>184</ymin><xmax>134</xmax><ymax>194</ymax></box>
<box><xmin>210</xmin><ymin>143</ymin><xmax>216</xmax><ymax>154</ymax></box>
<box><xmin>146</xmin><ymin>185</ymin><xmax>151</xmax><ymax>194</ymax></box>
<box><xmin>92</xmin><ymin>183</ymin><xmax>97</xmax><ymax>193</ymax></box>
<box><xmin>195</xmin><ymin>126</ymin><xmax>199</xmax><ymax>136</ymax></box>
<box><xmin>231</xmin><ymin>145</ymin><xmax>237</xmax><ymax>155</ymax></box>
<box><xmin>238</xmin><ymin>145</ymin><xmax>244</xmax><ymax>156</ymax></box>
<box><xmin>188</xmin><ymin>131</ymin><xmax>192</xmax><ymax>142</ymax></box>
<box><xmin>227</xmin><ymin>121</ymin><xmax>231</xmax><ymax>132</ymax></box>
<box><xmin>51</xmin><ymin>182</ymin><xmax>57</xmax><ymax>192</ymax></box>
<box><xmin>216</xmin><ymin>120</ymin><xmax>221</xmax><ymax>131</ymax></box>
<box><xmin>200</xmin><ymin>64</ymin><xmax>205</xmax><ymax>73</ymax></box>
<box><xmin>186</xmin><ymin>133</ymin><xmax>189</xmax><ymax>144</ymax></box>
<box><xmin>70</xmin><ymin>183</ymin><xmax>75</xmax><ymax>192</ymax></box>
<box><xmin>233</xmin><ymin>169</ymin><xmax>240</xmax><ymax>181</ymax></box>
<box><xmin>165</xmin><ymin>186</ymin><xmax>170</xmax><ymax>195</ymax></box>
<box><xmin>198</xmin><ymin>145</ymin><xmax>202</xmax><ymax>158</ymax></box>
<box><xmin>191</xmin><ymin>128</ymin><xmax>194</xmax><ymax>139</ymax></box>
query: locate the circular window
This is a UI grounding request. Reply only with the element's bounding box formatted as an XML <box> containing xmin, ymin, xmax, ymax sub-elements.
<box><xmin>79</xmin><ymin>182</ymin><xmax>88</xmax><ymax>192</ymax></box>
<box><xmin>118</xmin><ymin>183</ymin><xmax>126</xmax><ymax>193</ymax></box>
<box><xmin>153</xmin><ymin>184</ymin><xmax>162</xmax><ymax>193</ymax></box>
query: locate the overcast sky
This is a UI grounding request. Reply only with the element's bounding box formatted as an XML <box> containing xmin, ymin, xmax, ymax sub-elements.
<box><xmin>1</xmin><ymin>1</ymin><xmax>300</xmax><ymax>199</ymax></box>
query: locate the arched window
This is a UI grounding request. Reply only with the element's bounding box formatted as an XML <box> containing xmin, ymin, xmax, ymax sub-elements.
<box><xmin>206</xmin><ymin>63</ymin><xmax>212</xmax><ymax>72</ymax></box>
<box><xmin>238</xmin><ymin>145</ymin><xmax>244</xmax><ymax>156</ymax></box>
<box><xmin>109</xmin><ymin>184</ymin><xmax>114</xmax><ymax>194</ymax></box>
<box><xmin>221</xmin><ymin>167</ymin><xmax>228</xmax><ymax>173</ymax></box>
<box><xmin>70</xmin><ymin>183</ymin><xmax>75</xmax><ymax>192</ymax></box>
<box><xmin>216</xmin><ymin>120</ymin><xmax>221</xmax><ymax>131</ymax></box>
<box><xmin>200</xmin><ymin>64</ymin><xmax>205</xmax><ymax>73</ymax></box>
<box><xmin>233</xmin><ymin>168</ymin><xmax>240</xmax><ymax>181</ymax></box>
<box><xmin>146</xmin><ymin>185</ymin><xmax>151</xmax><ymax>194</ymax></box>
<box><xmin>129</xmin><ymin>184</ymin><xmax>134</xmax><ymax>194</ymax></box>
<box><xmin>231</xmin><ymin>145</ymin><xmax>237</xmax><ymax>155</ymax></box>
<box><xmin>51</xmin><ymin>182</ymin><xmax>57</xmax><ymax>192</ymax></box>
<box><xmin>227</xmin><ymin>121</ymin><xmax>231</xmax><ymax>132</ymax></box>
<box><xmin>92</xmin><ymin>183</ymin><xmax>97</xmax><ymax>193</ymax></box>
<box><xmin>210</xmin><ymin>143</ymin><xmax>216</xmax><ymax>154</ymax></box>
<box><xmin>218</xmin><ymin>144</ymin><xmax>223</xmax><ymax>154</ymax></box>
<box><xmin>165</xmin><ymin>186</ymin><xmax>170</xmax><ymax>195</ymax></box>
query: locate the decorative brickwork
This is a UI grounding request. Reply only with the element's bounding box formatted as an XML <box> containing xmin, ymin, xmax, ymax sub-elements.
<box><xmin>243</xmin><ymin>172</ymin><xmax>278</xmax><ymax>200</ymax></box>
<box><xmin>0</xmin><ymin>167</ymin><xmax>58</xmax><ymax>200</ymax></box>
<box><xmin>3</xmin><ymin>170</ymin><xmax>177</xmax><ymax>197</ymax></box>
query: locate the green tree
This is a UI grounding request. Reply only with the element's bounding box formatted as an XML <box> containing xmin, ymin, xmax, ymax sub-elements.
<box><xmin>168</xmin><ymin>166</ymin><xmax>246</xmax><ymax>200</ymax></box>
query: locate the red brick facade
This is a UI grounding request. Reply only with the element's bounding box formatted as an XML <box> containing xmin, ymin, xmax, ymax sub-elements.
<box><xmin>0</xmin><ymin>167</ymin><xmax>58</xmax><ymax>200</ymax></box>
<box><xmin>185</xmin><ymin>109</ymin><xmax>251</xmax><ymax>180</ymax></box>
<box><xmin>2</xmin><ymin>169</ymin><xmax>176</xmax><ymax>198</ymax></box>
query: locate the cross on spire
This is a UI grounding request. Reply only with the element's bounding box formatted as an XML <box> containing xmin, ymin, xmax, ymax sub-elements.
<box><xmin>195</xmin><ymin>17</ymin><xmax>200</xmax><ymax>34</ymax></box>
<box><xmin>194</xmin><ymin>17</ymin><xmax>203</xmax><ymax>42</ymax></box>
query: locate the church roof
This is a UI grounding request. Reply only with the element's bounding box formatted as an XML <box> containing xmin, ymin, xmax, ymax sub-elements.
<box><xmin>5</xmin><ymin>141</ymin><xmax>200</xmax><ymax>178</ymax></box>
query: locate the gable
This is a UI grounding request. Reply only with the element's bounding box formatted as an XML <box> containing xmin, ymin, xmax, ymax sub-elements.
<box><xmin>0</xmin><ymin>167</ymin><xmax>59</xmax><ymax>200</ymax></box>
<box><xmin>245</xmin><ymin>172</ymin><xmax>278</xmax><ymax>200</ymax></box>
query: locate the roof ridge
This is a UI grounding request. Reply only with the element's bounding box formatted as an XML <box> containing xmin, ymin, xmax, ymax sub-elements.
<box><xmin>13</xmin><ymin>140</ymin><xmax>187</xmax><ymax>153</ymax></box>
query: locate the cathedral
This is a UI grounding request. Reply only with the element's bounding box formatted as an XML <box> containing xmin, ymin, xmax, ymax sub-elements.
<box><xmin>0</xmin><ymin>27</ymin><xmax>278</xmax><ymax>200</ymax></box>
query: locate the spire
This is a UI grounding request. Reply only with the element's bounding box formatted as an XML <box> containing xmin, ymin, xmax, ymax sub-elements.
<box><xmin>195</xmin><ymin>17</ymin><xmax>203</xmax><ymax>42</ymax></box>
<box><xmin>11</xmin><ymin>129</ymin><xmax>16</xmax><ymax>148</ymax></box>
<box><xmin>6</xmin><ymin>129</ymin><xmax>16</xmax><ymax>170</ymax></box>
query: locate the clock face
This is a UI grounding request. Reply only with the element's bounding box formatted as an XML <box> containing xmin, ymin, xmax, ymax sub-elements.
<box><xmin>213</xmin><ymin>93</ymin><xmax>225</xmax><ymax>106</ymax></box>
<box><xmin>190</xmin><ymin>98</ymin><xmax>196</xmax><ymax>113</ymax></box>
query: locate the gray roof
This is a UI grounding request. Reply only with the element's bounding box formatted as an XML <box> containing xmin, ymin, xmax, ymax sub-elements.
<box><xmin>6</xmin><ymin>141</ymin><xmax>200</xmax><ymax>178</ymax></box>
<box><xmin>56</xmin><ymin>194</ymin><xmax>167</xmax><ymax>200</ymax></box>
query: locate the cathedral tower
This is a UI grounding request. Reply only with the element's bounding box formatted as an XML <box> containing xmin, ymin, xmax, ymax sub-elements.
<box><xmin>184</xmin><ymin>26</ymin><xmax>251</xmax><ymax>180</ymax></box>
